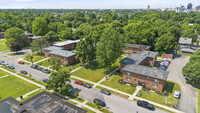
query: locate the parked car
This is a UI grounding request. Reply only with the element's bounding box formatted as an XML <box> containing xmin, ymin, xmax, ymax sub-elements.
<box><xmin>4</xmin><ymin>63</ymin><xmax>10</xmax><ymax>68</ymax></box>
<box><xmin>93</xmin><ymin>98</ymin><xmax>106</xmax><ymax>107</ymax></box>
<box><xmin>20</xmin><ymin>70</ymin><xmax>28</xmax><ymax>75</ymax></box>
<box><xmin>0</xmin><ymin>60</ymin><xmax>4</xmax><ymax>65</ymax></box>
<box><xmin>42</xmin><ymin>78</ymin><xmax>48</xmax><ymax>83</ymax></box>
<box><xmin>173</xmin><ymin>90</ymin><xmax>181</xmax><ymax>99</ymax></box>
<box><xmin>82</xmin><ymin>84</ymin><xmax>92</xmax><ymax>88</ymax></box>
<box><xmin>36</xmin><ymin>67</ymin><xmax>42</xmax><ymax>71</ymax></box>
<box><xmin>100</xmin><ymin>89</ymin><xmax>111</xmax><ymax>95</ymax></box>
<box><xmin>41</xmin><ymin>69</ymin><xmax>50</xmax><ymax>74</ymax></box>
<box><xmin>9</xmin><ymin>65</ymin><xmax>15</xmax><ymax>69</ymax></box>
<box><xmin>137</xmin><ymin>100</ymin><xmax>154</xmax><ymax>110</ymax></box>
<box><xmin>31</xmin><ymin>65</ymin><xmax>38</xmax><ymax>69</ymax></box>
<box><xmin>18</xmin><ymin>61</ymin><xmax>24</xmax><ymax>64</ymax></box>
<box><xmin>74</xmin><ymin>81</ymin><xmax>83</xmax><ymax>85</ymax></box>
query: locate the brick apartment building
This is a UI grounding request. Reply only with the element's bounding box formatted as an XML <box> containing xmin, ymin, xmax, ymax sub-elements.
<box><xmin>123</xmin><ymin>43</ymin><xmax>151</xmax><ymax>54</ymax></box>
<box><xmin>0</xmin><ymin>32</ymin><xmax>4</xmax><ymax>38</ymax></box>
<box><xmin>43</xmin><ymin>40</ymin><xmax>80</xmax><ymax>65</ymax></box>
<box><xmin>120</xmin><ymin>50</ymin><xmax>169</xmax><ymax>91</ymax></box>
<box><xmin>53</xmin><ymin>40</ymin><xmax>80</xmax><ymax>50</ymax></box>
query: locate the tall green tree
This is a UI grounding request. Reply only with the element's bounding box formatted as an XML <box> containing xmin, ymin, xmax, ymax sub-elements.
<box><xmin>4</xmin><ymin>27</ymin><xmax>29</xmax><ymax>48</ymax></box>
<box><xmin>30</xmin><ymin>38</ymin><xmax>49</xmax><ymax>53</ymax></box>
<box><xmin>45</xmin><ymin>31</ymin><xmax>58</xmax><ymax>42</ymax></box>
<box><xmin>96</xmin><ymin>28</ymin><xmax>125</xmax><ymax>70</ymax></box>
<box><xmin>32</xmin><ymin>17</ymin><xmax>49</xmax><ymax>36</ymax></box>
<box><xmin>50</xmin><ymin>55</ymin><xmax>62</xmax><ymax>71</ymax></box>
<box><xmin>46</xmin><ymin>70</ymin><xmax>72</xmax><ymax>95</ymax></box>
<box><xmin>59</xmin><ymin>28</ymin><xmax>73</xmax><ymax>40</ymax></box>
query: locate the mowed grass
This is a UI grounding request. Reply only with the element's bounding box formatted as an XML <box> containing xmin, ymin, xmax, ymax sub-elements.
<box><xmin>60</xmin><ymin>63</ymin><xmax>82</xmax><ymax>72</ymax></box>
<box><xmin>198</xmin><ymin>89</ymin><xmax>200</xmax><ymax>113</ymax></box>
<box><xmin>138</xmin><ymin>80</ymin><xmax>181</xmax><ymax>108</ymax></box>
<box><xmin>0</xmin><ymin>39</ymin><xmax>9</xmax><ymax>52</ymax></box>
<box><xmin>72</xmin><ymin>62</ymin><xmax>112</xmax><ymax>83</ymax></box>
<box><xmin>100</xmin><ymin>72</ymin><xmax>136</xmax><ymax>94</ymax></box>
<box><xmin>0</xmin><ymin>75</ymin><xmax>39</xmax><ymax>100</ymax></box>
<box><xmin>37</xmin><ymin>59</ymin><xmax>51</xmax><ymax>67</ymax></box>
<box><xmin>0</xmin><ymin>69</ymin><xmax>9</xmax><ymax>77</ymax></box>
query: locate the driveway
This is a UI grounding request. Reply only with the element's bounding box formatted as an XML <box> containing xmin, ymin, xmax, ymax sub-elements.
<box><xmin>167</xmin><ymin>54</ymin><xmax>197</xmax><ymax>113</ymax></box>
<box><xmin>70</xmin><ymin>81</ymin><xmax>168</xmax><ymax>113</ymax></box>
<box><xmin>0</xmin><ymin>50</ymin><xmax>50</xmax><ymax>81</ymax></box>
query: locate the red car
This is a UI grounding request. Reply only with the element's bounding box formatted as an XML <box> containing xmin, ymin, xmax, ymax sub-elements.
<box><xmin>74</xmin><ymin>81</ymin><xmax>83</xmax><ymax>85</ymax></box>
<box><xmin>18</xmin><ymin>61</ymin><xmax>24</xmax><ymax>64</ymax></box>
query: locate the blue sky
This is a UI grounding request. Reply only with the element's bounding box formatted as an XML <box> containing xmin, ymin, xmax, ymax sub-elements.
<box><xmin>0</xmin><ymin>0</ymin><xmax>200</xmax><ymax>9</ymax></box>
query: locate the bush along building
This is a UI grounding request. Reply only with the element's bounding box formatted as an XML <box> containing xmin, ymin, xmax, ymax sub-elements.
<box><xmin>120</xmin><ymin>50</ymin><xmax>169</xmax><ymax>91</ymax></box>
<box><xmin>43</xmin><ymin>40</ymin><xmax>80</xmax><ymax>65</ymax></box>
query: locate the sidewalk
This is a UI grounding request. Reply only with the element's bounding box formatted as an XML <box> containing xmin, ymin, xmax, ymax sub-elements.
<box><xmin>128</xmin><ymin>85</ymin><xmax>142</xmax><ymax>100</ymax></box>
<box><xmin>16</xmin><ymin>88</ymin><xmax>41</xmax><ymax>101</ymax></box>
<box><xmin>0</xmin><ymin>74</ymin><xmax>10</xmax><ymax>79</ymax></box>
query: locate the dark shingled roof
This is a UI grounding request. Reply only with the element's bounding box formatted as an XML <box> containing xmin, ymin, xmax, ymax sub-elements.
<box><xmin>122</xmin><ymin>64</ymin><xmax>169</xmax><ymax>80</ymax></box>
<box><xmin>126</xmin><ymin>43</ymin><xmax>151</xmax><ymax>50</ymax></box>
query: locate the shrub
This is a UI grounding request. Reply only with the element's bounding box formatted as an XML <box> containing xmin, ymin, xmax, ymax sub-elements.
<box><xmin>163</xmin><ymin>90</ymin><xmax>168</xmax><ymax>95</ymax></box>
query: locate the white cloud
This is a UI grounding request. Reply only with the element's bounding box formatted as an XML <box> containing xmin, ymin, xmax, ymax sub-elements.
<box><xmin>15</xmin><ymin>0</ymin><xmax>33</xmax><ymax>1</ymax></box>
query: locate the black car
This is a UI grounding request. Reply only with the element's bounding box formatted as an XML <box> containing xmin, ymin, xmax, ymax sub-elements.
<box><xmin>31</xmin><ymin>65</ymin><xmax>38</xmax><ymax>69</ymax></box>
<box><xmin>20</xmin><ymin>70</ymin><xmax>28</xmax><ymax>75</ymax></box>
<box><xmin>42</xmin><ymin>78</ymin><xmax>48</xmax><ymax>83</ymax></box>
<box><xmin>137</xmin><ymin>100</ymin><xmax>154</xmax><ymax>110</ymax></box>
<box><xmin>93</xmin><ymin>98</ymin><xmax>106</xmax><ymax>107</ymax></box>
<box><xmin>9</xmin><ymin>65</ymin><xmax>15</xmax><ymax>69</ymax></box>
<box><xmin>100</xmin><ymin>89</ymin><xmax>111</xmax><ymax>95</ymax></box>
<box><xmin>41</xmin><ymin>69</ymin><xmax>50</xmax><ymax>74</ymax></box>
<box><xmin>82</xmin><ymin>84</ymin><xmax>92</xmax><ymax>88</ymax></box>
<box><xmin>36</xmin><ymin>67</ymin><xmax>43</xmax><ymax>71</ymax></box>
<box><xmin>0</xmin><ymin>60</ymin><xmax>4</xmax><ymax>65</ymax></box>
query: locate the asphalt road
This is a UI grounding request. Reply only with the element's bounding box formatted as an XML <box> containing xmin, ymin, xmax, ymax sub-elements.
<box><xmin>70</xmin><ymin>81</ymin><xmax>168</xmax><ymax>113</ymax></box>
<box><xmin>0</xmin><ymin>50</ymin><xmax>50</xmax><ymax>81</ymax></box>
<box><xmin>167</xmin><ymin>54</ymin><xmax>197</xmax><ymax>113</ymax></box>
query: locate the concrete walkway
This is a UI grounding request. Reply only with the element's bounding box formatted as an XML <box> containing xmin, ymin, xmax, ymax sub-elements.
<box><xmin>0</xmin><ymin>74</ymin><xmax>10</xmax><ymax>79</ymax></box>
<box><xmin>16</xmin><ymin>88</ymin><xmax>41</xmax><ymax>101</ymax></box>
<box><xmin>34</xmin><ymin>57</ymin><xmax>49</xmax><ymax>64</ymax></box>
<box><xmin>128</xmin><ymin>85</ymin><xmax>142</xmax><ymax>100</ymax></box>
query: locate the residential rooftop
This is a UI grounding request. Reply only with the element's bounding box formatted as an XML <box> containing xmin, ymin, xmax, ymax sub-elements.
<box><xmin>178</xmin><ymin>37</ymin><xmax>192</xmax><ymax>45</ymax></box>
<box><xmin>29</xmin><ymin>36</ymin><xmax>44</xmax><ymax>40</ymax></box>
<box><xmin>0</xmin><ymin>91</ymin><xmax>87</xmax><ymax>113</ymax></box>
<box><xmin>126</xmin><ymin>43</ymin><xmax>151</xmax><ymax>50</ymax></box>
<box><xmin>122</xmin><ymin>64</ymin><xmax>169</xmax><ymax>80</ymax></box>
<box><xmin>0</xmin><ymin>32</ymin><xmax>4</xmax><ymax>34</ymax></box>
<box><xmin>53</xmin><ymin>39</ymin><xmax>80</xmax><ymax>47</ymax></box>
<box><xmin>120</xmin><ymin>50</ymin><xmax>158</xmax><ymax>65</ymax></box>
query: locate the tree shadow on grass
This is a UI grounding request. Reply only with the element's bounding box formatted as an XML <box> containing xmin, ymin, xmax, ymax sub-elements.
<box><xmin>164</xmin><ymin>82</ymin><xmax>175</xmax><ymax>93</ymax></box>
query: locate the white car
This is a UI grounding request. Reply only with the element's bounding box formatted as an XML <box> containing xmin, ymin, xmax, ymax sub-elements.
<box><xmin>173</xmin><ymin>90</ymin><xmax>181</xmax><ymax>99</ymax></box>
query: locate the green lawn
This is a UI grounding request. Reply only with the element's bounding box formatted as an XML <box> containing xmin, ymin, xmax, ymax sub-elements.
<box><xmin>37</xmin><ymin>59</ymin><xmax>51</xmax><ymax>67</ymax></box>
<box><xmin>72</xmin><ymin>62</ymin><xmax>112</xmax><ymax>83</ymax></box>
<box><xmin>0</xmin><ymin>39</ymin><xmax>9</xmax><ymax>52</ymax></box>
<box><xmin>0</xmin><ymin>75</ymin><xmax>39</xmax><ymax>100</ymax></box>
<box><xmin>138</xmin><ymin>80</ymin><xmax>181</xmax><ymax>108</ymax></box>
<box><xmin>0</xmin><ymin>69</ymin><xmax>9</xmax><ymax>77</ymax></box>
<box><xmin>83</xmin><ymin>107</ymin><xmax>96</xmax><ymax>113</ymax></box>
<box><xmin>198</xmin><ymin>89</ymin><xmax>200</xmax><ymax>113</ymax></box>
<box><xmin>86</xmin><ymin>102</ymin><xmax>111</xmax><ymax>113</ymax></box>
<box><xmin>60</xmin><ymin>63</ymin><xmax>82</xmax><ymax>72</ymax></box>
<box><xmin>32</xmin><ymin>56</ymin><xmax>44</xmax><ymax>62</ymax></box>
<box><xmin>100</xmin><ymin>72</ymin><xmax>136</xmax><ymax>94</ymax></box>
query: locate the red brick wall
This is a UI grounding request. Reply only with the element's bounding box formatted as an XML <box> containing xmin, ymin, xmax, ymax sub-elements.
<box><xmin>162</xmin><ymin>54</ymin><xmax>173</xmax><ymax>59</ymax></box>
<box><xmin>63</xmin><ymin>43</ymin><xmax>77</xmax><ymax>50</ymax></box>
<box><xmin>120</xmin><ymin>63</ymin><xmax>127</xmax><ymax>71</ymax></box>
<box><xmin>0</xmin><ymin>34</ymin><xmax>4</xmax><ymax>38</ymax></box>
<box><xmin>122</xmin><ymin>70</ymin><xmax>166</xmax><ymax>91</ymax></box>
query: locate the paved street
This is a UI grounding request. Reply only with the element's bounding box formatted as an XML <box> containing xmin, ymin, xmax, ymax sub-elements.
<box><xmin>167</xmin><ymin>54</ymin><xmax>197</xmax><ymax>113</ymax></box>
<box><xmin>70</xmin><ymin>81</ymin><xmax>168</xmax><ymax>113</ymax></box>
<box><xmin>0</xmin><ymin>50</ymin><xmax>50</xmax><ymax>81</ymax></box>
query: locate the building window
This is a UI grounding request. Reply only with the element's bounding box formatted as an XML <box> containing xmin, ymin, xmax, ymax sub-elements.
<box><xmin>152</xmin><ymin>84</ymin><xmax>158</xmax><ymax>88</ymax></box>
<box><xmin>126</xmin><ymin>72</ymin><xmax>132</xmax><ymax>76</ymax></box>
<box><xmin>153</xmin><ymin>79</ymin><xmax>159</xmax><ymax>83</ymax></box>
<box><xmin>63</xmin><ymin>57</ymin><xmax>66</xmax><ymax>60</ymax></box>
<box><xmin>63</xmin><ymin>61</ymin><xmax>66</xmax><ymax>64</ymax></box>
<box><xmin>134</xmin><ymin>79</ymin><xmax>136</xmax><ymax>82</ymax></box>
<box><xmin>126</xmin><ymin>50</ymin><xmax>128</xmax><ymax>53</ymax></box>
<box><xmin>126</xmin><ymin>77</ymin><xmax>131</xmax><ymax>81</ymax></box>
<box><xmin>146</xmin><ymin>82</ymin><xmax>149</xmax><ymax>86</ymax></box>
<box><xmin>147</xmin><ymin>77</ymin><xmax>149</xmax><ymax>80</ymax></box>
<box><xmin>134</xmin><ymin>74</ymin><xmax>137</xmax><ymax>77</ymax></box>
<box><xmin>140</xmin><ymin>77</ymin><xmax>143</xmax><ymax>79</ymax></box>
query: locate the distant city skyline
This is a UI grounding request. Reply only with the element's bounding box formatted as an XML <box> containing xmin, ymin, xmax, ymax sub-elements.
<box><xmin>0</xmin><ymin>0</ymin><xmax>200</xmax><ymax>9</ymax></box>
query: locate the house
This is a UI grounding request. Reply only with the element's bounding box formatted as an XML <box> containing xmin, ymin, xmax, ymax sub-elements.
<box><xmin>28</xmin><ymin>35</ymin><xmax>44</xmax><ymax>42</ymax></box>
<box><xmin>0</xmin><ymin>32</ymin><xmax>4</xmax><ymax>38</ymax></box>
<box><xmin>123</xmin><ymin>43</ymin><xmax>151</xmax><ymax>54</ymax></box>
<box><xmin>120</xmin><ymin>50</ymin><xmax>169</xmax><ymax>91</ymax></box>
<box><xmin>43</xmin><ymin>46</ymin><xmax>77</xmax><ymax>65</ymax></box>
<box><xmin>53</xmin><ymin>40</ymin><xmax>80</xmax><ymax>50</ymax></box>
<box><xmin>0</xmin><ymin>91</ymin><xmax>87</xmax><ymax>113</ymax></box>
<box><xmin>178</xmin><ymin>37</ymin><xmax>194</xmax><ymax>53</ymax></box>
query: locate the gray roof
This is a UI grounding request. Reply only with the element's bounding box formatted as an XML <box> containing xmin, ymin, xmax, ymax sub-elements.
<box><xmin>181</xmin><ymin>48</ymin><xmax>194</xmax><ymax>53</ymax></box>
<box><xmin>122</xmin><ymin>64</ymin><xmax>169</xmax><ymax>80</ymax></box>
<box><xmin>0</xmin><ymin>32</ymin><xmax>4</xmax><ymax>34</ymax></box>
<box><xmin>30</xmin><ymin>36</ymin><xmax>44</xmax><ymax>39</ymax></box>
<box><xmin>120</xmin><ymin>50</ymin><xmax>158</xmax><ymax>65</ymax></box>
<box><xmin>53</xmin><ymin>40</ymin><xmax>80</xmax><ymax>47</ymax></box>
<box><xmin>126</xmin><ymin>43</ymin><xmax>151</xmax><ymax>50</ymax></box>
<box><xmin>43</xmin><ymin>46</ymin><xmax>76</xmax><ymax>57</ymax></box>
<box><xmin>178</xmin><ymin>37</ymin><xmax>192</xmax><ymax>44</ymax></box>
